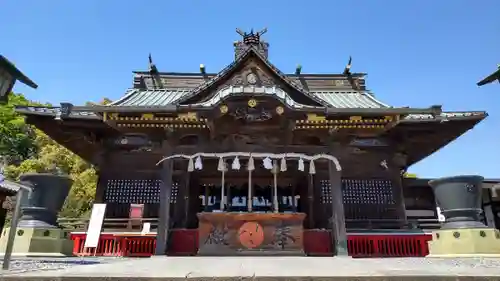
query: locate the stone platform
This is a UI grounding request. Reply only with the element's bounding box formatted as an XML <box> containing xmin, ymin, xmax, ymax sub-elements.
<box><xmin>2</xmin><ymin>257</ymin><xmax>500</xmax><ymax>280</ymax></box>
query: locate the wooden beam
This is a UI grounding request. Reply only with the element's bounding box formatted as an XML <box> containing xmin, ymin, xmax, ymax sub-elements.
<box><xmin>171</xmin><ymin>144</ymin><xmax>333</xmax><ymax>155</ymax></box>
<box><xmin>327</xmin><ymin>106</ymin><xmax>442</xmax><ymax>116</ymax></box>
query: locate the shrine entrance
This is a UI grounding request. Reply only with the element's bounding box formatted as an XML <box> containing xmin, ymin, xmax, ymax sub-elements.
<box><xmin>198</xmin><ymin>180</ymin><xmax>300</xmax><ymax>214</ymax></box>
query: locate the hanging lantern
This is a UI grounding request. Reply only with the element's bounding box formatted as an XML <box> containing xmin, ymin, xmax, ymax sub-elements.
<box><xmin>232</xmin><ymin>156</ymin><xmax>241</xmax><ymax>170</ymax></box>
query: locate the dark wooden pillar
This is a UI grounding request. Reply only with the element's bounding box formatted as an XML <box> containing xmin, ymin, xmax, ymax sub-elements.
<box><xmin>307</xmin><ymin>174</ymin><xmax>314</xmax><ymax>228</ymax></box>
<box><xmin>93</xmin><ymin>150</ymin><xmax>107</xmax><ymax>204</ymax></box>
<box><xmin>172</xmin><ymin>171</ymin><xmax>189</xmax><ymax>228</ymax></box>
<box><xmin>94</xmin><ymin>170</ymin><xmax>107</xmax><ymax>204</ymax></box>
<box><xmin>392</xmin><ymin>171</ymin><xmax>407</xmax><ymax>227</ymax></box>
<box><xmin>329</xmin><ymin>161</ymin><xmax>348</xmax><ymax>256</ymax></box>
<box><xmin>182</xmin><ymin>171</ymin><xmax>191</xmax><ymax>228</ymax></box>
<box><xmin>155</xmin><ymin>145</ymin><xmax>174</xmax><ymax>255</ymax></box>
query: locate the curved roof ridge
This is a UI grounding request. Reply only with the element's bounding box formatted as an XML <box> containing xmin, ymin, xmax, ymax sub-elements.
<box><xmin>108</xmin><ymin>88</ymin><xmax>139</xmax><ymax>106</ymax></box>
<box><xmin>187</xmin><ymin>85</ymin><xmax>320</xmax><ymax>109</ymax></box>
<box><xmin>362</xmin><ymin>91</ymin><xmax>391</xmax><ymax>108</ymax></box>
<box><xmin>311</xmin><ymin>90</ymin><xmax>389</xmax><ymax>109</ymax></box>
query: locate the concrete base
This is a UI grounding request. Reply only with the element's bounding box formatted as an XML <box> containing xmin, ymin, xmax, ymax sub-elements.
<box><xmin>0</xmin><ymin>227</ymin><xmax>73</xmax><ymax>257</ymax></box>
<box><xmin>3</xmin><ymin>257</ymin><xmax>500</xmax><ymax>280</ymax></box>
<box><xmin>427</xmin><ymin>228</ymin><xmax>500</xmax><ymax>257</ymax></box>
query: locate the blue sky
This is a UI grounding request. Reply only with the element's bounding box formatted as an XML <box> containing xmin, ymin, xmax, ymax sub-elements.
<box><xmin>2</xmin><ymin>0</ymin><xmax>499</xmax><ymax>178</ymax></box>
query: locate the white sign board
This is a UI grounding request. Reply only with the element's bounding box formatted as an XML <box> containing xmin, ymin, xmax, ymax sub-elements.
<box><xmin>436</xmin><ymin>207</ymin><xmax>445</xmax><ymax>222</ymax></box>
<box><xmin>141</xmin><ymin>222</ymin><xmax>151</xmax><ymax>235</ymax></box>
<box><xmin>84</xmin><ymin>203</ymin><xmax>107</xmax><ymax>248</ymax></box>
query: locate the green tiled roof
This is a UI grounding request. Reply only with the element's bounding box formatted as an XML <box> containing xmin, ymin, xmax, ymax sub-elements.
<box><xmin>110</xmin><ymin>89</ymin><xmax>189</xmax><ymax>106</ymax></box>
<box><xmin>110</xmin><ymin>87</ymin><xmax>389</xmax><ymax>109</ymax></box>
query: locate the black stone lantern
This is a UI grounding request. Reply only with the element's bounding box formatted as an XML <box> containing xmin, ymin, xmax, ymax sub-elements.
<box><xmin>429</xmin><ymin>175</ymin><xmax>485</xmax><ymax>229</ymax></box>
<box><xmin>0</xmin><ymin>55</ymin><xmax>38</xmax><ymax>104</ymax></box>
<box><xmin>18</xmin><ymin>173</ymin><xmax>72</xmax><ymax>228</ymax></box>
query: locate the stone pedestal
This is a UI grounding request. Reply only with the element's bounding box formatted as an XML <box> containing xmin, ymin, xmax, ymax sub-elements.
<box><xmin>427</xmin><ymin>175</ymin><xmax>500</xmax><ymax>257</ymax></box>
<box><xmin>0</xmin><ymin>173</ymin><xmax>74</xmax><ymax>256</ymax></box>
<box><xmin>0</xmin><ymin>227</ymin><xmax>73</xmax><ymax>257</ymax></box>
<box><xmin>428</xmin><ymin>228</ymin><xmax>500</xmax><ymax>257</ymax></box>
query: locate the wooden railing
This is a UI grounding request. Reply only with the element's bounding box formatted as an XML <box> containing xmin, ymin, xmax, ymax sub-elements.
<box><xmin>58</xmin><ymin>217</ymin><xmax>160</xmax><ymax>232</ymax></box>
<box><xmin>58</xmin><ymin>217</ymin><xmax>439</xmax><ymax>232</ymax></box>
<box><xmin>70</xmin><ymin>229</ymin><xmax>432</xmax><ymax>258</ymax></box>
<box><xmin>61</xmin><ymin>217</ymin><xmax>434</xmax><ymax>258</ymax></box>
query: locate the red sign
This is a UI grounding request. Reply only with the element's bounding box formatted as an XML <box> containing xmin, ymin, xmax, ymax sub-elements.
<box><xmin>129</xmin><ymin>204</ymin><xmax>144</xmax><ymax>220</ymax></box>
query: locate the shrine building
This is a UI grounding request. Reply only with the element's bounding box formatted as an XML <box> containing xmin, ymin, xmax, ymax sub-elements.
<box><xmin>15</xmin><ymin>29</ymin><xmax>488</xmax><ymax>256</ymax></box>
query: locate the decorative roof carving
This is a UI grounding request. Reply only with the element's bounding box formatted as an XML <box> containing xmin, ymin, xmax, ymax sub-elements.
<box><xmin>234</xmin><ymin>28</ymin><xmax>269</xmax><ymax>60</ymax></box>
<box><xmin>177</xmin><ymin>47</ymin><xmax>328</xmax><ymax>107</ymax></box>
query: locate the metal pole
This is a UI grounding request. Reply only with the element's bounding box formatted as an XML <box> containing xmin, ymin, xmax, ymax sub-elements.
<box><xmin>220</xmin><ymin>169</ymin><xmax>225</xmax><ymax>211</ymax></box>
<box><xmin>247</xmin><ymin>170</ymin><xmax>252</xmax><ymax>212</ymax></box>
<box><xmin>3</xmin><ymin>187</ymin><xmax>26</xmax><ymax>270</ymax></box>
<box><xmin>272</xmin><ymin>161</ymin><xmax>279</xmax><ymax>213</ymax></box>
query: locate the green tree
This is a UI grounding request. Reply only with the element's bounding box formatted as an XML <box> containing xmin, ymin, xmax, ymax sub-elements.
<box><xmin>0</xmin><ymin>93</ymin><xmax>38</xmax><ymax>165</ymax></box>
<box><xmin>2</xmin><ymin>93</ymin><xmax>98</xmax><ymax>219</ymax></box>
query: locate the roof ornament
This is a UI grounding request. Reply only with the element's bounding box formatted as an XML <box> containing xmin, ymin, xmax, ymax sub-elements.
<box><xmin>236</xmin><ymin>28</ymin><xmax>267</xmax><ymax>45</ymax></box>
<box><xmin>343</xmin><ymin>56</ymin><xmax>352</xmax><ymax>76</ymax></box>
<box><xmin>477</xmin><ymin>64</ymin><xmax>500</xmax><ymax>87</ymax></box>
<box><xmin>148</xmin><ymin>53</ymin><xmax>158</xmax><ymax>75</ymax></box>
<box><xmin>234</xmin><ymin>28</ymin><xmax>270</xmax><ymax>60</ymax></box>
<box><xmin>343</xmin><ymin>56</ymin><xmax>360</xmax><ymax>90</ymax></box>
<box><xmin>148</xmin><ymin>53</ymin><xmax>163</xmax><ymax>89</ymax></box>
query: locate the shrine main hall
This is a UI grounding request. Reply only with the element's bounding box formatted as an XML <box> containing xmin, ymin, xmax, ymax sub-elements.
<box><xmin>16</xmin><ymin>28</ymin><xmax>487</xmax><ymax>256</ymax></box>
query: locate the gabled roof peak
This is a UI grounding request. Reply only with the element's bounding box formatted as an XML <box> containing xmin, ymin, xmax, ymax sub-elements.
<box><xmin>234</xmin><ymin>28</ymin><xmax>269</xmax><ymax>60</ymax></box>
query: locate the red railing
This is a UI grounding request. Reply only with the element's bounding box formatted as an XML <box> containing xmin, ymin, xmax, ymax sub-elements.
<box><xmin>70</xmin><ymin>229</ymin><xmax>432</xmax><ymax>258</ymax></box>
<box><xmin>71</xmin><ymin>233</ymin><xmax>157</xmax><ymax>257</ymax></box>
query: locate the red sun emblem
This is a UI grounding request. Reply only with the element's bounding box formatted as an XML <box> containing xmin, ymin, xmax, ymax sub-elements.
<box><xmin>238</xmin><ymin>222</ymin><xmax>264</xmax><ymax>249</ymax></box>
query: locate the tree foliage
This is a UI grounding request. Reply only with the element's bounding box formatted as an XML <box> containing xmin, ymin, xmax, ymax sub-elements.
<box><xmin>2</xmin><ymin>93</ymin><xmax>101</xmax><ymax>219</ymax></box>
<box><xmin>0</xmin><ymin>94</ymin><xmax>38</xmax><ymax>164</ymax></box>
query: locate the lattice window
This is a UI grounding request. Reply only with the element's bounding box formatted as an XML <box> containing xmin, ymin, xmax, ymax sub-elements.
<box><xmin>104</xmin><ymin>179</ymin><xmax>179</xmax><ymax>204</ymax></box>
<box><xmin>342</xmin><ymin>179</ymin><xmax>395</xmax><ymax>205</ymax></box>
<box><xmin>320</xmin><ymin>180</ymin><xmax>332</xmax><ymax>204</ymax></box>
<box><xmin>170</xmin><ymin>182</ymin><xmax>179</xmax><ymax>204</ymax></box>
<box><xmin>320</xmin><ymin>179</ymin><xmax>395</xmax><ymax>205</ymax></box>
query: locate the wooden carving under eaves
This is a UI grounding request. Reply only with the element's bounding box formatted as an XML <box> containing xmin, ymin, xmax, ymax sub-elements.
<box><xmin>177</xmin><ymin>48</ymin><xmax>328</xmax><ymax>107</ymax></box>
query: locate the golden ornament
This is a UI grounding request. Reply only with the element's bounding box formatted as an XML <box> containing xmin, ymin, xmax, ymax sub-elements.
<box><xmin>275</xmin><ymin>106</ymin><xmax>284</xmax><ymax>115</ymax></box>
<box><xmin>220</xmin><ymin>105</ymin><xmax>229</xmax><ymax>114</ymax></box>
<box><xmin>248</xmin><ymin>99</ymin><xmax>257</xmax><ymax>108</ymax></box>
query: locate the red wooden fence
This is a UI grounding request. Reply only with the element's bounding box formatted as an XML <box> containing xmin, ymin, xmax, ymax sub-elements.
<box><xmin>70</xmin><ymin>229</ymin><xmax>431</xmax><ymax>258</ymax></box>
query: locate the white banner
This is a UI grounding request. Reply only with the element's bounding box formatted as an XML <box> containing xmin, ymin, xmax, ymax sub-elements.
<box><xmin>84</xmin><ymin>203</ymin><xmax>107</xmax><ymax>248</ymax></box>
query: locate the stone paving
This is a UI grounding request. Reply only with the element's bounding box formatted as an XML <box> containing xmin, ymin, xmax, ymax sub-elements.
<box><xmin>0</xmin><ymin>257</ymin><xmax>124</xmax><ymax>275</ymax></box>
<box><xmin>1</xmin><ymin>256</ymin><xmax>500</xmax><ymax>280</ymax></box>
